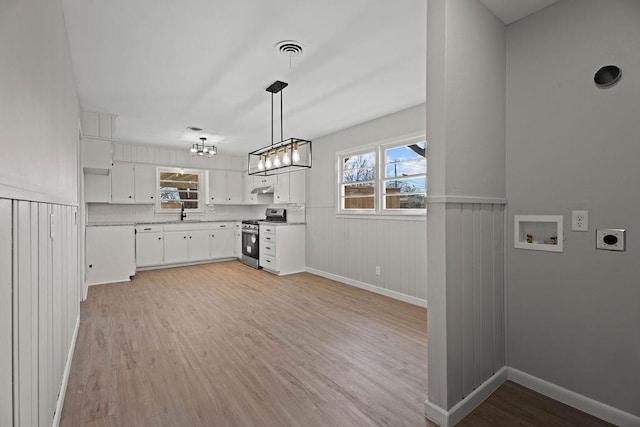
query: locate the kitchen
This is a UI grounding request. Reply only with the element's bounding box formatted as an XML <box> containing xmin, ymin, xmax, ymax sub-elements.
<box><xmin>2</xmin><ymin>0</ymin><xmax>639</xmax><ymax>426</ymax></box>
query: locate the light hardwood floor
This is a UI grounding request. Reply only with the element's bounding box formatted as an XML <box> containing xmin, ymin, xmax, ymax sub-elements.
<box><xmin>61</xmin><ymin>261</ymin><xmax>429</xmax><ymax>426</ymax></box>
<box><xmin>62</xmin><ymin>261</ymin><xmax>614</xmax><ymax>427</ymax></box>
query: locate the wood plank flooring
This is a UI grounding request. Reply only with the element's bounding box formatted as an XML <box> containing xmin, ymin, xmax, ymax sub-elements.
<box><xmin>62</xmin><ymin>261</ymin><xmax>614</xmax><ymax>427</ymax></box>
<box><xmin>61</xmin><ymin>261</ymin><xmax>428</xmax><ymax>426</ymax></box>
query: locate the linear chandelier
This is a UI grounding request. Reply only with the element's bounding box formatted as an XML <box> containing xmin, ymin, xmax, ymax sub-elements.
<box><xmin>248</xmin><ymin>80</ymin><xmax>311</xmax><ymax>176</ymax></box>
<box><xmin>190</xmin><ymin>136</ymin><xmax>217</xmax><ymax>157</ymax></box>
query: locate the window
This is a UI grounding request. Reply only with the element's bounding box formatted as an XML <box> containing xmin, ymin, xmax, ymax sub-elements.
<box><xmin>382</xmin><ymin>141</ymin><xmax>426</xmax><ymax>210</ymax></box>
<box><xmin>157</xmin><ymin>168</ymin><xmax>203</xmax><ymax>211</ymax></box>
<box><xmin>340</xmin><ymin>150</ymin><xmax>376</xmax><ymax>210</ymax></box>
<box><xmin>337</xmin><ymin>134</ymin><xmax>426</xmax><ymax>215</ymax></box>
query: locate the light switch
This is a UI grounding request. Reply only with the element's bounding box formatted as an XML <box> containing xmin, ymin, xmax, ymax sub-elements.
<box><xmin>596</xmin><ymin>229</ymin><xmax>626</xmax><ymax>251</ymax></box>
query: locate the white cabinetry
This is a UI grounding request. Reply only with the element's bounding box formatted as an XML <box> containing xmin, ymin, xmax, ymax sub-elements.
<box><xmin>84</xmin><ymin>174</ymin><xmax>110</xmax><ymax>203</ymax></box>
<box><xmin>86</xmin><ymin>225</ymin><xmax>135</xmax><ymax>285</ymax></box>
<box><xmin>135</xmin><ymin>225</ymin><xmax>164</xmax><ymax>267</ymax></box>
<box><xmin>233</xmin><ymin>222</ymin><xmax>242</xmax><ymax>258</ymax></box>
<box><xmin>208</xmin><ymin>170</ymin><xmax>243</xmax><ymax>204</ymax></box>
<box><xmin>259</xmin><ymin>223</ymin><xmax>305</xmax><ymax>275</ymax></box>
<box><xmin>81</xmin><ymin>111</ymin><xmax>116</xmax><ymax>140</ymax></box>
<box><xmin>188</xmin><ymin>230</ymin><xmax>211</xmax><ymax>262</ymax></box>
<box><xmin>82</xmin><ymin>138</ymin><xmax>112</xmax><ymax>173</ymax></box>
<box><xmin>111</xmin><ymin>162</ymin><xmax>135</xmax><ymax>203</ymax></box>
<box><xmin>254</xmin><ymin>175</ymin><xmax>277</xmax><ymax>188</ymax></box>
<box><xmin>163</xmin><ymin>230</ymin><xmax>189</xmax><ymax>264</ymax></box>
<box><xmin>134</xmin><ymin>164</ymin><xmax>156</xmax><ymax>203</ymax></box>
<box><xmin>210</xmin><ymin>222</ymin><xmax>234</xmax><ymax>259</ymax></box>
<box><xmin>274</xmin><ymin>170</ymin><xmax>306</xmax><ymax>204</ymax></box>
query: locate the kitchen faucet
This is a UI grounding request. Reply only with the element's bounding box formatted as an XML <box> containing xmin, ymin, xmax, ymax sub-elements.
<box><xmin>180</xmin><ymin>203</ymin><xmax>186</xmax><ymax>221</ymax></box>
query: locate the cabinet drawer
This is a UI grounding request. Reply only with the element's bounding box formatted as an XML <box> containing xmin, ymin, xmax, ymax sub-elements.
<box><xmin>261</xmin><ymin>224</ymin><xmax>276</xmax><ymax>234</ymax></box>
<box><xmin>261</xmin><ymin>233</ymin><xmax>275</xmax><ymax>244</ymax></box>
<box><xmin>136</xmin><ymin>224</ymin><xmax>164</xmax><ymax>233</ymax></box>
<box><xmin>261</xmin><ymin>254</ymin><xmax>276</xmax><ymax>269</ymax></box>
<box><xmin>262</xmin><ymin>242</ymin><xmax>276</xmax><ymax>256</ymax></box>
<box><xmin>211</xmin><ymin>222</ymin><xmax>233</xmax><ymax>230</ymax></box>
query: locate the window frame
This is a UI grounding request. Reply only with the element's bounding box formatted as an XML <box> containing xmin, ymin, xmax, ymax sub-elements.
<box><xmin>156</xmin><ymin>167</ymin><xmax>205</xmax><ymax>213</ymax></box>
<box><xmin>336</xmin><ymin>133</ymin><xmax>426</xmax><ymax>217</ymax></box>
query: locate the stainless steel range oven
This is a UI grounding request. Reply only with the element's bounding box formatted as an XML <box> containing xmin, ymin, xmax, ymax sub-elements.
<box><xmin>241</xmin><ymin>220</ymin><xmax>260</xmax><ymax>269</ymax></box>
<box><xmin>240</xmin><ymin>208</ymin><xmax>287</xmax><ymax>269</ymax></box>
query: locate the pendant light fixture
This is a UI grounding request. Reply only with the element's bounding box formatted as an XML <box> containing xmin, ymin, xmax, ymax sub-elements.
<box><xmin>248</xmin><ymin>80</ymin><xmax>312</xmax><ymax>176</ymax></box>
<box><xmin>190</xmin><ymin>136</ymin><xmax>217</xmax><ymax>157</ymax></box>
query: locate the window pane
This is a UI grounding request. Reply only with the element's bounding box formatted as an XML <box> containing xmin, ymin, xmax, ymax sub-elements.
<box><xmin>385</xmin><ymin>158</ymin><xmax>426</xmax><ymax>178</ymax></box>
<box><xmin>343</xmin><ymin>197</ymin><xmax>374</xmax><ymax>209</ymax></box>
<box><xmin>384</xmin><ymin>177</ymin><xmax>426</xmax><ymax>194</ymax></box>
<box><xmin>342</xmin><ymin>182</ymin><xmax>374</xmax><ymax>197</ymax></box>
<box><xmin>385</xmin><ymin>142</ymin><xmax>425</xmax><ymax>163</ymax></box>
<box><xmin>158</xmin><ymin>171</ymin><xmax>200</xmax><ymax>209</ymax></box>
<box><xmin>385</xmin><ymin>194</ymin><xmax>426</xmax><ymax>209</ymax></box>
<box><xmin>343</xmin><ymin>152</ymin><xmax>375</xmax><ymax>183</ymax></box>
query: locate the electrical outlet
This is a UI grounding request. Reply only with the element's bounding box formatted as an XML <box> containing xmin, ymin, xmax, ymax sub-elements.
<box><xmin>571</xmin><ymin>210</ymin><xmax>588</xmax><ymax>231</ymax></box>
<box><xmin>375</xmin><ymin>266</ymin><xmax>381</xmax><ymax>276</ymax></box>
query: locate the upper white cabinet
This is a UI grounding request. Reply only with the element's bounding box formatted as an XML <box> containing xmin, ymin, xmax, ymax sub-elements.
<box><xmin>208</xmin><ymin>170</ymin><xmax>243</xmax><ymax>204</ymax></box>
<box><xmin>82</xmin><ymin>138</ymin><xmax>112</xmax><ymax>174</ymax></box>
<box><xmin>254</xmin><ymin>175</ymin><xmax>277</xmax><ymax>188</ymax></box>
<box><xmin>274</xmin><ymin>170</ymin><xmax>306</xmax><ymax>204</ymax></box>
<box><xmin>84</xmin><ymin>174</ymin><xmax>110</xmax><ymax>203</ymax></box>
<box><xmin>134</xmin><ymin>164</ymin><xmax>156</xmax><ymax>204</ymax></box>
<box><xmin>81</xmin><ymin>111</ymin><xmax>116</xmax><ymax>141</ymax></box>
<box><xmin>111</xmin><ymin>162</ymin><xmax>135</xmax><ymax>203</ymax></box>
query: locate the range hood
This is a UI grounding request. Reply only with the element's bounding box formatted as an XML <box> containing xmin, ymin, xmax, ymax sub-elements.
<box><xmin>251</xmin><ymin>186</ymin><xmax>274</xmax><ymax>194</ymax></box>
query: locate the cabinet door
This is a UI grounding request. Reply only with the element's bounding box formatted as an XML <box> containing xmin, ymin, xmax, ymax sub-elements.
<box><xmin>163</xmin><ymin>231</ymin><xmax>189</xmax><ymax>264</ymax></box>
<box><xmin>289</xmin><ymin>170</ymin><xmax>306</xmax><ymax>204</ymax></box>
<box><xmin>82</xmin><ymin>138</ymin><xmax>112</xmax><ymax>171</ymax></box>
<box><xmin>84</xmin><ymin>174</ymin><xmax>110</xmax><ymax>203</ymax></box>
<box><xmin>208</xmin><ymin>170</ymin><xmax>227</xmax><ymax>204</ymax></box>
<box><xmin>274</xmin><ymin>172</ymin><xmax>290</xmax><ymax>204</ymax></box>
<box><xmin>135</xmin><ymin>232</ymin><xmax>164</xmax><ymax>267</ymax></box>
<box><xmin>188</xmin><ymin>230</ymin><xmax>210</xmax><ymax>262</ymax></box>
<box><xmin>226</xmin><ymin>171</ymin><xmax>243</xmax><ymax>204</ymax></box>
<box><xmin>86</xmin><ymin>226</ymin><xmax>135</xmax><ymax>285</ymax></box>
<box><xmin>211</xmin><ymin>229</ymin><xmax>234</xmax><ymax>259</ymax></box>
<box><xmin>233</xmin><ymin>223</ymin><xmax>242</xmax><ymax>258</ymax></box>
<box><xmin>111</xmin><ymin>162</ymin><xmax>135</xmax><ymax>203</ymax></box>
<box><xmin>134</xmin><ymin>164</ymin><xmax>156</xmax><ymax>203</ymax></box>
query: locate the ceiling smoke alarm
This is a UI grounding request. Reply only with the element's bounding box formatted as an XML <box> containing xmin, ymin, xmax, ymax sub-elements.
<box><xmin>275</xmin><ymin>40</ymin><xmax>304</xmax><ymax>57</ymax></box>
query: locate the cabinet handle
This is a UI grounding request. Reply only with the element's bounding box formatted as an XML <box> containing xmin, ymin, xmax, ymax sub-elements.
<box><xmin>189</xmin><ymin>236</ymin><xmax>192</xmax><ymax>239</ymax></box>
<box><xmin>211</xmin><ymin>234</ymin><xmax>215</xmax><ymax>237</ymax></box>
<box><xmin>265</xmin><ymin>246</ymin><xmax>271</xmax><ymax>250</ymax></box>
<box><xmin>266</xmin><ymin>259</ymin><xmax>271</xmax><ymax>263</ymax></box>
<box><xmin>220</xmin><ymin>225</ymin><xmax>226</xmax><ymax>228</ymax></box>
<box><xmin>144</xmin><ymin>227</ymin><xmax>151</xmax><ymax>231</ymax></box>
<box><xmin>183</xmin><ymin>236</ymin><xmax>187</xmax><ymax>239</ymax></box>
<box><xmin>158</xmin><ymin>237</ymin><xmax>161</xmax><ymax>240</ymax></box>
<box><xmin>150</xmin><ymin>196</ymin><xmax>154</xmax><ymax>199</ymax></box>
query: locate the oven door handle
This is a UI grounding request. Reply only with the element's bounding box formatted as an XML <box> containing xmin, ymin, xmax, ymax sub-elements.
<box><xmin>242</xmin><ymin>229</ymin><xmax>259</xmax><ymax>235</ymax></box>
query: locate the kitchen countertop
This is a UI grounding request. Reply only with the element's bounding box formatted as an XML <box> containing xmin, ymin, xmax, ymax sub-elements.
<box><xmin>87</xmin><ymin>220</ymin><xmax>241</xmax><ymax>227</ymax></box>
<box><xmin>258</xmin><ymin>221</ymin><xmax>306</xmax><ymax>226</ymax></box>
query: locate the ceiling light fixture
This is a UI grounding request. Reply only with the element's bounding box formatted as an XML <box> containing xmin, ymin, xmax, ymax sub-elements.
<box><xmin>190</xmin><ymin>136</ymin><xmax>217</xmax><ymax>157</ymax></box>
<box><xmin>248</xmin><ymin>80</ymin><xmax>311</xmax><ymax>176</ymax></box>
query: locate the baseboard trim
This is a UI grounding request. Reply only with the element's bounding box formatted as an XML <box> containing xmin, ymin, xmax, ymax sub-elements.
<box><xmin>305</xmin><ymin>267</ymin><xmax>427</xmax><ymax>308</ymax></box>
<box><xmin>425</xmin><ymin>367</ymin><xmax>508</xmax><ymax>426</ymax></box>
<box><xmin>52</xmin><ymin>314</ymin><xmax>80</xmax><ymax>427</ymax></box>
<box><xmin>508</xmin><ymin>368</ymin><xmax>640</xmax><ymax>427</ymax></box>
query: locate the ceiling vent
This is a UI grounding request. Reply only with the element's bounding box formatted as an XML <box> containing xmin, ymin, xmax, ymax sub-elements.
<box><xmin>275</xmin><ymin>40</ymin><xmax>304</xmax><ymax>58</ymax></box>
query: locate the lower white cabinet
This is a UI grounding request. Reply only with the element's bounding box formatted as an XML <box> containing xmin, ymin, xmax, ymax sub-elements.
<box><xmin>86</xmin><ymin>225</ymin><xmax>135</xmax><ymax>285</ymax></box>
<box><xmin>210</xmin><ymin>223</ymin><xmax>234</xmax><ymax>259</ymax></box>
<box><xmin>135</xmin><ymin>225</ymin><xmax>164</xmax><ymax>267</ymax></box>
<box><xmin>135</xmin><ymin>221</ymin><xmax>239</xmax><ymax>268</ymax></box>
<box><xmin>259</xmin><ymin>223</ymin><xmax>305</xmax><ymax>275</ymax></box>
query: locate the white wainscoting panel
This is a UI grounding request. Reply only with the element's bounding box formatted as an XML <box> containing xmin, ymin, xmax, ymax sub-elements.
<box><xmin>306</xmin><ymin>206</ymin><xmax>427</xmax><ymax>302</ymax></box>
<box><xmin>0</xmin><ymin>199</ymin><xmax>13</xmax><ymax>426</ymax></box>
<box><xmin>8</xmin><ymin>200</ymin><xmax>80</xmax><ymax>427</ymax></box>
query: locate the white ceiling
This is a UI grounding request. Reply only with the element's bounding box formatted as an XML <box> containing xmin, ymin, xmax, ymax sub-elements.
<box><xmin>61</xmin><ymin>0</ymin><xmax>559</xmax><ymax>156</ymax></box>
<box><xmin>479</xmin><ymin>0</ymin><xmax>560</xmax><ymax>25</ymax></box>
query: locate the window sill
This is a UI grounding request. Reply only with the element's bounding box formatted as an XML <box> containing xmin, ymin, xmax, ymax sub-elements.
<box><xmin>335</xmin><ymin>213</ymin><xmax>426</xmax><ymax>221</ymax></box>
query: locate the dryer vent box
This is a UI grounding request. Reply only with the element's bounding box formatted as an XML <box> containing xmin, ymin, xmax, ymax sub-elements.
<box><xmin>596</xmin><ymin>229</ymin><xmax>626</xmax><ymax>251</ymax></box>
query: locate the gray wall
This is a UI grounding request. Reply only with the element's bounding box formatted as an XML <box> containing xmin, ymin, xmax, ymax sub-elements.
<box><xmin>0</xmin><ymin>0</ymin><xmax>82</xmax><ymax>424</ymax></box>
<box><xmin>0</xmin><ymin>0</ymin><xmax>80</xmax><ymax>204</ymax></box>
<box><xmin>506</xmin><ymin>0</ymin><xmax>640</xmax><ymax>416</ymax></box>
<box><xmin>305</xmin><ymin>104</ymin><xmax>427</xmax><ymax>303</ymax></box>
<box><xmin>425</xmin><ymin>0</ymin><xmax>506</xmax><ymax>416</ymax></box>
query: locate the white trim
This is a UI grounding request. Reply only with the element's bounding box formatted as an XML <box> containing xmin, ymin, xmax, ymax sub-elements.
<box><xmin>426</xmin><ymin>195</ymin><xmax>508</xmax><ymax>204</ymax></box>
<box><xmin>508</xmin><ymin>368</ymin><xmax>640</xmax><ymax>427</ymax></box>
<box><xmin>425</xmin><ymin>367</ymin><xmax>508</xmax><ymax>427</ymax></box>
<box><xmin>52</xmin><ymin>314</ymin><xmax>80</xmax><ymax>427</ymax></box>
<box><xmin>335</xmin><ymin>213</ymin><xmax>426</xmax><ymax>221</ymax></box>
<box><xmin>305</xmin><ymin>267</ymin><xmax>427</xmax><ymax>308</ymax></box>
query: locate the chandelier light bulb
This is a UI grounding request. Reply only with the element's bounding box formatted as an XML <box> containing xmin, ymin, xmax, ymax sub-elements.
<box><xmin>282</xmin><ymin>146</ymin><xmax>291</xmax><ymax>165</ymax></box>
<box><xmin>265</xmin><ymin>152</ymin><xmax>272</xmax><ymax>169</ymax></box>
<box><xmin>257</xmin><ymin>155</ymin><xmax>264</xmax><ymax>170</ymax></box>
<box><xmin>273</xmin><ymin>149</ymin><xmax>281</xmax><ymax>167</ymax></box>
<box><xmin>292</xmin><ymin>142</ymin><xmax>300</xmax><ymax>163</ymax></box>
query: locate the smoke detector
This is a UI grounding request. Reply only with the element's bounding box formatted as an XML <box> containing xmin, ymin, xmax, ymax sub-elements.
<box><xmin>275</xmin><ymin>40</ymin><xmax>304</xmax><ymax>58</ymax></box>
